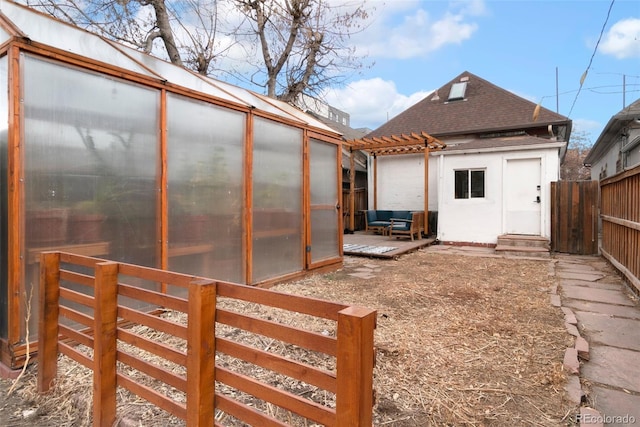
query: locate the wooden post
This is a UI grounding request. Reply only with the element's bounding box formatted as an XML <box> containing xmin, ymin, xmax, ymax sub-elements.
<box><xmin>37</xmin><ymin>252</ymin><xmax>61</xmax><ymax>393</ymax></box>
<box><xmin>372</xmin><ymin>155</ymin><xmax>377</xmax><ymax>210</ymax></box>
<box><xmin>336</xmin><ymin>306</ymin><xmax>376</xmax><ymax>426</ymax></box>
<box><xmin>93</xmin><ymin>261</ymin><xmax>119</xmax><ymax>427</ymax></box>
<box><xmin>424</xmin><ymin>145</ymin><xmax>430</xmax><ymax>236</ymax></box>
<box><xmin>8</xmin><ymin>45</ymin><xmax>23</xmax><ymax>353</ymax></box>
<box><xmin>349</xmin><ymin>149</ymin><xmax>356</xmax><ymax>231</ymax></box>
<box><xmin>186</xmin><ymin>279</ymin><xmax>217</xmax><ymax>427</ymax></box>
<box><xmin>159</xmin><ymin>88</ymin><xmax>169</xmax><ymax>290</ymax></box>
<box><xmin>245</xmin><ymin>112</ymin><xmax>254</xmax><ymax>284</ymax></box>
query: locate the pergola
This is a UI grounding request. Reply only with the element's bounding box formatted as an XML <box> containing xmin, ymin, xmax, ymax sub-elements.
<box><xmin>344</xmin><ymin>131</ymin><xmax>446</xmax><ymax>234</ymax></box>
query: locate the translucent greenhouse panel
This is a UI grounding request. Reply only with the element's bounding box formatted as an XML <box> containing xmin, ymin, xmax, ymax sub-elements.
<box><xmin>0</xmin><ymin>56</ymin><xmax>7</xmax><ymax>340</ymax></box>
<box><xmin>1</xmin><ymin>1</ymin><xmax>156</xmax><ymax>78</ymax></box>
<box><xmin>309</xmin><ymin>139</ymin><xmax>339</xmax><ymax>263</ymax></box>
<box><xmin>252</xmin><ymin>118</ymin><xmax>303</xmax><ymax>283</ymax></box>
<box><xmin>310</xmin><ymin>209</ymin><xmax>339</xmax><ymax>261</ymax></box>
<box><xmin>22</xmin><ymin>55</ymin><xmax>160</xmax><ymax>338</ymax></box>
<box><xmin>167</xmin><ymin>93</ymin><xmax>245</xmax><ymax>285</ymax></box>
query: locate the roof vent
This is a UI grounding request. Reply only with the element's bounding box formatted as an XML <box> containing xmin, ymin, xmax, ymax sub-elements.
<box><xmin>431</xmin><ymin>91</ymin><xmax>440</xmax><ymax>101</ymax></box>
<box><xmin>448</xmin><ymin>82</ymin><xmax>467</xmax><ymax>101</ymax></box>
<box><xmin>460</xmin><ymin>76</ymin><xmax>470</xmax><ymax>82</ymax></box>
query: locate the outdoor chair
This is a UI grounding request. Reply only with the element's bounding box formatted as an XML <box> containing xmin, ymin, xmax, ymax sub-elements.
<box><xmin>389</xmin><ymin>211</ymin><xmax>423</xmax><ymax>241</ymax></box>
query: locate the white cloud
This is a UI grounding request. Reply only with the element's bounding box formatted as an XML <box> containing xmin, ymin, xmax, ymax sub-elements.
<box><xmin>600</xmin><ymin>18</ymin><xmax>640</xmax><ymax>59</ymax></box>
<box><xmin>323</xmin><ymin>78</ymin><xmax>432</xmax><ymax>130</ymax></box>
<box><xmin>354</xmin><ymin>0</ymin><xmax>483</xmax><ymax>59</ymax></box>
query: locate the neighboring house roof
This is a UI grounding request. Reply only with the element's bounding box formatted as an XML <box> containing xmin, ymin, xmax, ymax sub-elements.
<box><xmin>442</xmin><ymin>134</ymin><xmax>566</xmax><ymax>153</ymax></box>
<box><xmin>367</xmin><ymin>71</ymin><xmax>570</xmax><ymax>140</ymax></box>
<box><xmin>584</xmin><ymin>98</ymin><xmax>640</xmax><ymax>165</ymax></box>
<box><xmin>307</xmin><ymin>111</ymin><xmax>369</xmax><ymax>141</ymax></box>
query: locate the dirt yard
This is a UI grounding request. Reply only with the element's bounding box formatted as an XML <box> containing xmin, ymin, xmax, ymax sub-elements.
<box><xmin>0</xmin><ymin>249</ymin><xmax>577</xmax><ymax>426</ymax></box>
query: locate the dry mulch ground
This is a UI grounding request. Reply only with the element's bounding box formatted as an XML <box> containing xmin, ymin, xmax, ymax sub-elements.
<box><xmin>0</xmin><ymin>249</ymin><xmax>578</xmax><ymax>426</ymax></box>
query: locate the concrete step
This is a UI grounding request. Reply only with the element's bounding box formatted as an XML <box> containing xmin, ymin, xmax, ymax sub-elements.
<box><xmin>494</xmin><ymin>244</ymin><xmax>550</xmax><ymax>258</ymax></box>
<box><xmin>497</xmin><ymin>234</ymin><xmax>550</xmax><ymax>249</ymax></box>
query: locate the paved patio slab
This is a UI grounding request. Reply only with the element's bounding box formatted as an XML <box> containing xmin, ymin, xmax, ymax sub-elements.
<box><xmin>588</xmin><ymin>385</ymin><xmax>640</xmax><ymax>426</ymax></box>
<box><xmin>557</xmin><ymin>270</ymin><xmax>606</xmax><ymax>281</ymax></box>
<box><xmin>574</xmin><ymin>312</ymin><xmax>640</xmax><ymax>351</ymax></box>
<box><xmin>564</xmin><ymin>299</ymin><xmax>640</xmax><ymax>320</ymax></box>
<box><xmin>559</xmin><ymin>279</ymin><xmax>622</xmax><ymax>291</ymax></box>
<box><xmin>561</xmin><ymin>284</ymin><xmax>636</xmax><ymax>306</ymax></box>
<box><xmin>581</xmin><ymin>345</ymin><xmax>640</xmax><ymax>392</ymax></box>
<box><xmin>556</xmin><ymin>264</ymin><xmax>601</xmax><ymax>274</ymax></box>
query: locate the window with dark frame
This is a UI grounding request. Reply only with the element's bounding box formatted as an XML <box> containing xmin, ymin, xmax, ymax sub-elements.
<box><xmin>455</xmin><ymin>169</ymin><xmax>485</xmax><ymax>199</ymax></box>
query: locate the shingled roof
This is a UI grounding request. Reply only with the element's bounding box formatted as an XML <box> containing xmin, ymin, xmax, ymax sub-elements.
<box><xmin>367</xmin><ymin>71</ymin><xmax>570</xmax><ymax>139</ymax></box>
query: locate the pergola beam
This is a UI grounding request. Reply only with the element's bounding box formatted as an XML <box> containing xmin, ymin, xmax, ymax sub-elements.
<box><xmin>344</xmin><ymin>131</ymin><xmax>445</xmax><ymax>234</ymax></box>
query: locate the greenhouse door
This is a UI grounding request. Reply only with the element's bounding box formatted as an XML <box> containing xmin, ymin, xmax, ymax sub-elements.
<box><xmin>308</xmin><ymin>138</ymin><xmax>341</xmax><ymax>267</ymax></box>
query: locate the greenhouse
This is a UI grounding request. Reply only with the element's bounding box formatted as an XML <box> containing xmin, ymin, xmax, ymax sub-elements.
<box><xmin>0</xmin><ymin>0</ymin><xmax>344</xmax><ymax>368</ymax></box>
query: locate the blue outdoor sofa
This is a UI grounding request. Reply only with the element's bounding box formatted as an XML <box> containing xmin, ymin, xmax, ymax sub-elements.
<box><xmin>364</xmin><ymin>210</ymin><xmax>424</xmax><ymax>241</ymax></box>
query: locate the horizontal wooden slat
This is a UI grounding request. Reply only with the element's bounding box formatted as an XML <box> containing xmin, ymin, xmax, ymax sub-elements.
<box><xmin>217</xmin><ymin>309</ymin><xmax>337</xmax><ymax>356</ymax></box>
<box><xmin>117</xmin><ymin>350</ymin><xmax>186</xmax><ymax>392</ymax></box>
<box><xmin>217</xmin><ymin>282</ymin><xmax>347</xmax><ymax>321</ymax></box>
<box><xmin>59</xmin><ymin>324</ymin><xmax>93</xmax><ymax>349</ymax></box>
<box><xmin>117</xmin><ymin>262</ymin><xmax>201</xmax><ymax>289</ymax></box>
<box><xmin>217</xmin><ymin>366</ymin><xmax>335</xmax><ymax>426</ymax></box>
<box><xmin>117</xmin><ymin>306</ymin><xmax>188</xmax><ymax>340</ymax></box>
<box><xmin>118</xmin><ymin>283</ymin><xmax>189</xmax><ymax>313</ymax></box>
<box><xmin>117</xmin><ymin>328</ymin><xmax>187</xmax><ymax>366</ymax></box>
<box><xmin>117</xmin><ymin>373</ymin><xmax>187</xmax><ymax>420</ymax></box>
<box><xmin>59</xmin><ymin>287</ymin><xmax>94</xmax><ymax>308</ymax></box>
<box><xmin>59</xmin><ymin>269</ymin><xmax>95</xmax><ymax>287</ymax></box>
<box><xmin>216</xmin><ymin>337</ymin><xmax>336</xmax><ymax>392</ymax></box>
<box><xmin>601</xmin><ymin>214</ymin><xmax>640</xmax><ymax>232</ymax></box>
<box><xmin>59</xmin><ymin>306</ymin><xmax>93</xmax><ymax>329</ymax></box>
<box><xmin>60</xmin><ymin>251</ymin><xmax>107</xmax><ymax>267</ymax></box>
<box><xmin>59</xmin><ymin>341</ymin><xmax>93</xmax><ymax>369</ymax></box>
<box><xmin>215</xmin><ymin>393</ymin><xmax>289</xmax><ymax>427</ymax></box>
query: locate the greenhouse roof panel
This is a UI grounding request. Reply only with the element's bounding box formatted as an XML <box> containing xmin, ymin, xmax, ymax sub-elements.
<box><xmin>0</xmin><ymin>0</ymin><xmax>341</xmax><ymax>135</ymax></box>
<box><xmin>0</xmin><ymin>1</ymin><xmax>158</xmax><ymax>78</ymax></box>
<box><xmin>111</xmin><ymin>43</ymin><xmax>249</xmax><ymax>107</ymax></box>
<box><xmin>258</xmin><ymin>94</ymin><xmax>339</xmax><ymax>134</ymax></box>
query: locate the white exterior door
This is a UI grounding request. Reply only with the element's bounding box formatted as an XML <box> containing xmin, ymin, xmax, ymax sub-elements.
<box><xmin>505</xmin><ymin>158</ymin><xmax>541</xmax><ymax>235</ymax></box>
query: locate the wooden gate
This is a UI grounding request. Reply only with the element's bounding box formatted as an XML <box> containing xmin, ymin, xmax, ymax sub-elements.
<box><xmin>550</xmin><ymin>181</ymin><xmax>599</xmax><ymax>255</ymax></box>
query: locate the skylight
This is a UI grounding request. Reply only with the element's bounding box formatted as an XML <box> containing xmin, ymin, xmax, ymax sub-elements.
<box><xmin>448</xmin><ymin>82</ymin><xmax>467</xmax><ymax>101</ymax></box>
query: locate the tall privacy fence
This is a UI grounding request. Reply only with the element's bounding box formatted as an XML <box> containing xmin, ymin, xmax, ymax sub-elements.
<box><xmin>38</xmin><ymin>252</ymin><xmax>376</xmax><ymax>426</ymax></box>
<box><xmin>599</xmin><ymin>163</ymin><xmax>640</xmax><ymax>291</ymax></box>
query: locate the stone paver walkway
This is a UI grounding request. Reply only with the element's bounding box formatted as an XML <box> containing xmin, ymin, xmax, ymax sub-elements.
<box><xmin>555</xmin><ymin>254</ymin><xmax>640</xmax><ymax>427</ymax></box>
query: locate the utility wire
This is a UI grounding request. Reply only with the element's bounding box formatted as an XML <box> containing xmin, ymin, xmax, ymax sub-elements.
<box><xmin>568</xmin><ymin>0</ymin><xmax>615</xmax><ymax>118</ymax></box>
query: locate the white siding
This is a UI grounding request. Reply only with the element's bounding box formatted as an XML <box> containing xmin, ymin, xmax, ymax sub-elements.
<box><xmin>367</xmin><ymin>154</ymin><xmax>439</xmax><ymax>211</ymax></box>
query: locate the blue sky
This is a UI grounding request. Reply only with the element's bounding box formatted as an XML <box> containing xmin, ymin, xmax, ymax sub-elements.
<box><xmin>322</xmin><ymin>0</ymin><xmax>640</xmax><ymax>144</ymax></box>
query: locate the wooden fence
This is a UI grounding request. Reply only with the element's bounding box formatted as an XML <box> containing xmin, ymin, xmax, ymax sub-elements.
<box><xmin>342</xmin><ymin>188</ymin><xmax>367</xmax><ymax>231</ymax></box>
<box><xmin>600</xmin><ymin>164</ymin><xmax>640</xmax><ymax>291</ymax></box>
<box><xmin>550</xmin><ymin>180</ymin><xmax>599</xmax><ymax>255</ymax></box>
<box><xmin>38</xmin><ymin>251</ymin><xmax>376</xmax><ymax>426</ymax></box>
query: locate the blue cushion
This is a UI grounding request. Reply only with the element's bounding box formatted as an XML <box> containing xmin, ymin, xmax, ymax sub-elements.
<box><xmin>392</xmin><ymin>210</ymin><xmax>411</xmax><ymax>220</ymax></box>
<box><xmin>376</xmin><ymin>210</ymin><xmax>393</xmax><ymax>221</ymax></box>
<box><xmin>366</xmin><ymin>210</ymin><xmax>377</xmax><ymax>223</ymax></box>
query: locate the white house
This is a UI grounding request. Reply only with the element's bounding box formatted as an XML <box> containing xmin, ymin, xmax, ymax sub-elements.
<box><xmin>365</xmin><ymin>72</ymin><xmax>571</xmax><ymax>246</ymax></box>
